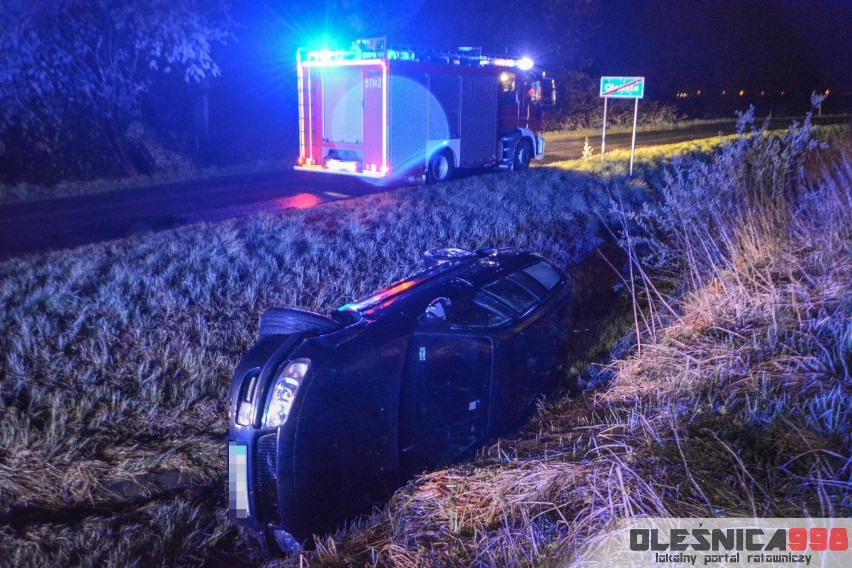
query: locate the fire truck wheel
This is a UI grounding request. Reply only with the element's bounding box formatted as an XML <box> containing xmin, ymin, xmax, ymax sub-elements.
<box><xmin>426</xmin><ymin>150</ymin><xmax>454</xmax><ymax>183</ymax></box>
<box><xmin>513</xmin><ymin>139</ymin><xmax>533</xmax><ymax>171</ymax></box>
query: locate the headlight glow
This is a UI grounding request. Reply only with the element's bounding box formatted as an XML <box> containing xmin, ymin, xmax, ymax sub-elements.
<box><xmin>237</xmin><ymin>401</ymin><xmax>254</xmax><ymax>426</ymax></box>
<box><xmin>264</xmin><ymin>359</ymin><xmax>310</xmax><ymax>428</ymax></box>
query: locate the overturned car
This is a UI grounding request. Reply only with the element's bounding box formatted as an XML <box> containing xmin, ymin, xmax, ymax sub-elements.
<box><xmin>227</xmin><ymin>248</ymin><xmax>572</xmax><ymax>552</ymax></box>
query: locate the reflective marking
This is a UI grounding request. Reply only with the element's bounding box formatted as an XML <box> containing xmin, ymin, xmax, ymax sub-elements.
<box><xmin>419</xmin><ymin>346</ymin><xmax>426</xmax><ymax>362</ymax></box>
<box><xmin>381</xmin><ymin>61</ymin><xmax>388</xmax><ymax>173</ymax></box>
<box><xmin>322</xmin><ymin>191</ymin><xmax>348</xmax><ymax>198</ymax></box>
<box><xmin>297</xmin><ymin>63</ymin><xmax>305</xmax><ymax>159</ymax></box>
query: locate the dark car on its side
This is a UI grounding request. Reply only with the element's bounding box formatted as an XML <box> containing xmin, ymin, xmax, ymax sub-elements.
<box><xmin>227</xmin><ymin>248</ymin><xmax>572</xmax><ymax>552</ymax></box>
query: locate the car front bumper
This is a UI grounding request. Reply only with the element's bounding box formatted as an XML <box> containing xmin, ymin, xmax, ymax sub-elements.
<box><xmin>228</xmin><ymin>426</ymin><xmax>282</xmax><ymax>528</ymax></box>
<box><xmin>228</xmin><ymin>441</ymin><xmax>250</xmax><ymax>520</ymax></box>
<box><xmin>229</xmin><ymin>428</ymin><xmax>304</xmax><ymax>552</ymax></box>
<box><xmin>227</xmin><ymin>334</ymin><xmax>305</xmax><ymax>541</ymax></box>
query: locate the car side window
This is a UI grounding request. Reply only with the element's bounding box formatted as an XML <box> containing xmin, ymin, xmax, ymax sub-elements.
<box><xmin>421</xmin><ymin>291</ymin><xmax>511</xmax><ymax>328</ymax></box>
<box><xmin>448</xmin><ymin>292</ymin><xmax>511</xmax><ymax>327</ymax></box>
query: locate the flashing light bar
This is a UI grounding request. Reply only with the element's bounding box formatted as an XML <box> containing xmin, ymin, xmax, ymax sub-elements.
<box><xmin>517</xmin><ymin>56</ymin><xmax>534</xmax><ymax>71</ymax></box>
<box><xmin>297</xmin><ymin>41</ymin><xmax>535</xmax><ymax>71</ymax></box>
<box><xmin>485</xmin><ymin>57</ymin><xmax>535</xmax><ymax>70</ymax></box>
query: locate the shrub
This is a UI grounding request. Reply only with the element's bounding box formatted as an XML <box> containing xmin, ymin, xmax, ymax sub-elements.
<box><xmin>543</xmin><ymin>70</ymin><xmax>682</xmax><ymax>131</ymax></box>
<box><xmin>643</xmin><ymin>107</ymin><xmax>825</xmax><ymax>287</ymax></box>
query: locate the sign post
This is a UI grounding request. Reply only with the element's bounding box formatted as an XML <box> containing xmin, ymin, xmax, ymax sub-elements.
<box><xmin>599</xmin><ymin>76</ymin><xmax>645</xmax><ymax>175</ymax></box>
<box><xmin>601</xmin><ymin>96</ymin><xmax>608</xmax><ymax>160</ymax></box>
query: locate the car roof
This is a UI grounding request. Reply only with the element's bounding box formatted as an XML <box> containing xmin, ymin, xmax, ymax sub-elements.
<box><xmin>335</xmin><ymin>249</ymin><xmax>558</xmax><ymax>320</ymax></box>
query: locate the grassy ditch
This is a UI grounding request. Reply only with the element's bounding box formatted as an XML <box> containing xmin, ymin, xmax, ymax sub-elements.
<box><xmin>261</xmin><ymin>114</ymin><xmax>851</xmax><ymax>566</ymax></box>
<box><xmin>0</xmin><ymin>156</ymin><xmax>650</xmax><ymax>565</ymax></box>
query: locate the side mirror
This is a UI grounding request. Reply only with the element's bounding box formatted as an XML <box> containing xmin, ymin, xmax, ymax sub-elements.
<box><xmin>540</xmin><ymin>78</ymin><xmax>556</xmax><ymax>108</ymax></box>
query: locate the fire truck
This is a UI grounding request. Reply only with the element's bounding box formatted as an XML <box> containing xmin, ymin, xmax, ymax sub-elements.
<box><xmin>295</xmin><ymin>38</ymin><xmax>555</xmax><ymax>182</ymax></box>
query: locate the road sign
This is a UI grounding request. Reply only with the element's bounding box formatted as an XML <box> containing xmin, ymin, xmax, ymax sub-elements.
<box><xmin>599</xmin><ymin>76</ymin><xmax>646</xmax><ymax>175</ymax></box>
<box><xmin>600</xmin><ymin>76</ymin><xmax>645</xmax><ymax>99</ymax></box>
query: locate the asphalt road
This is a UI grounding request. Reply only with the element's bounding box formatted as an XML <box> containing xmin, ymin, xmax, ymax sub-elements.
<box><xmin>0</xmin><ymin>117</ymin><xmax>845</xmax><ymax>261</ymax></box>
<box><xmin>0</xmin><ymin>170</ymin><xmax>392</xmax><ymax>260</ymax></box>
<box><xmin>540</xmin><ymin>122</ymin><xmax>739</xmax><ymax>164</ymax></box>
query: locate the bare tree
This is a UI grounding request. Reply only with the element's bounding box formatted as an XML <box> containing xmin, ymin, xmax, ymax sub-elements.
<box><xmin>0</xmin><ymin>0</ymin><xmax>232</xmax><ymax>179</ymax></box>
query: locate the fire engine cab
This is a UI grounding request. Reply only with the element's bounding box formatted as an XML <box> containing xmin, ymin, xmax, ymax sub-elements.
<box><xmin>295</xmin><ymin>38</ymin><xmax>555</xmax><ymax>182</ymax></box>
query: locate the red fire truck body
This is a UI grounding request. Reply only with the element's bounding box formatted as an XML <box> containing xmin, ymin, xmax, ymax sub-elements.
<box><xmin>295</xmin><ymin>39</ymin><xmax>554</xmax><ymax>182</ymax></box>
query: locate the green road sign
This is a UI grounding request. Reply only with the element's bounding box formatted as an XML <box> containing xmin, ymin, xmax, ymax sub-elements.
<box><xmin>600</xmin><ymin>76</ymin><xmax>645</xmax><ymax>98</ymax></box>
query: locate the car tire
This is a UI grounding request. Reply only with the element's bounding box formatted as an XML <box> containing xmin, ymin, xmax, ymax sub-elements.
<box><xmin>426</xmin><ymin>150</ymin><xmax>454</xmax><ymax>183</ymax></box>
<box><xmin>259</xmin><ymin>307</ymin><xmax>340</xmax><ymax>338</ymax></box>
<box><xmin>423</xmin><ymin>247</ymin><xmax>475</xmax><ymax>268</ymax></box>
<box><xmin>513</xmin><ymin>139</ymin><xmax>533</xmax><ymax>171</ymax></box>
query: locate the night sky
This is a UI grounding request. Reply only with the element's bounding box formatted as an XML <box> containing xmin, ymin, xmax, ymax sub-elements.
<box><xmin>590</xmin><ymin>0</ymin><xmax>850</xmax><ymax>97</ymax></box>
<box><xmin>210</xmin><ymin>0</ymin><xmax>850</xmax><ymax>153</ymax></box>
<box><xmin>224</xmin><ymin>1</ymin><xmax>850</xmax><ymax>89</ymax></box>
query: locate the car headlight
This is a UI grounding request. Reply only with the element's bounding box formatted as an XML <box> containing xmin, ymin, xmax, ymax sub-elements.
<box><xmin>263</xmin><ymin>359</ymin><xmax>310</xmax><ymax>428</ymax></box>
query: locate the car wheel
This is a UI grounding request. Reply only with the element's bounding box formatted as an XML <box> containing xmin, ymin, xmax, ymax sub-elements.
<box><xmin>423</xmin><ymin>247</ymin><xmax>475</xmax><ymax>268</ymax></box>
<box><xmin>259</xmin><ymin>307</ymin><xmax>340</xmax><ymax>338</ymax></box>
<box><xmin>513</xmin><ymin>139</ymin><xmax>533</xmax><ymax>171</ymax></box>
<box><xmin>426</xmin><ymin>150</ymin><xmax>454</xmax><ymax>183</ymax></box>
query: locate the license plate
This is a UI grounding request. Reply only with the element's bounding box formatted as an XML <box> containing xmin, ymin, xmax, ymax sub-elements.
<box><xmin>228</xmin><ymin>442</ymin><xmax>250</xmax><ymax>520</ymax></box>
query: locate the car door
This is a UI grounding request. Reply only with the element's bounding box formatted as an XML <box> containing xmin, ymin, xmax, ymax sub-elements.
<box><xmin>399</xmin><ymin>329</ymin><xmax>493</xmax><ymax>478</ymax></box>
